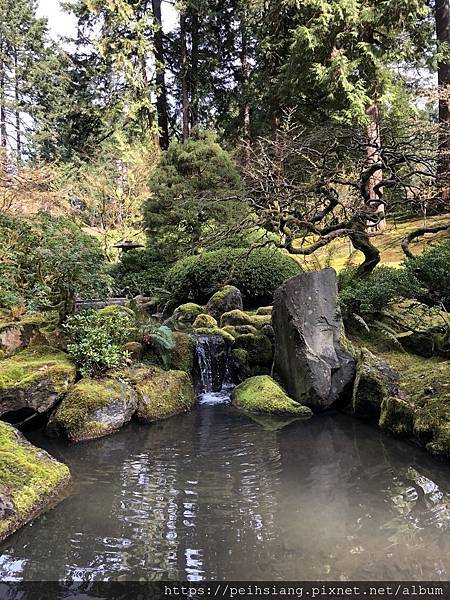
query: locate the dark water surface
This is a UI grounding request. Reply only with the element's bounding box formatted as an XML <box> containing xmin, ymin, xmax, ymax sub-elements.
<box><xmin>0</xmin><ymin>405</ymin><xmax>449</xmax><ymax>581</ymax></box>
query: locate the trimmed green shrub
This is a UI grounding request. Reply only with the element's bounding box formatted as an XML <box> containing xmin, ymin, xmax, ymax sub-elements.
<box><xmin>403</xmin><ymin>239</ymin><xmax>450</xmax><ymax>309</ymax></box>
<box><xmin>338</xmin><ymin>266</ymin><xmax>419</xmax><ymax>319</ymax></box>
<box><xmin>64</xmin><ymin>307</ymin><xmax>135</xmax><ymax>377</ymax></box>
<box><xmin>165</xmin><ymin>248</ymin><xmax>301</xmax><ymax>306</ymax></box>
<box><xmin>110</xmin><ymin>248</ymin><xmax>169</xmax><ymax>298</ymax></box>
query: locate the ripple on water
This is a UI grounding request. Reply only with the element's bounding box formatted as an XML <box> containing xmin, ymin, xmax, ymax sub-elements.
<box><xmin>0</xmin><ymin>411</ymin><xmax>449</xmax><ymax>581</ymax></box>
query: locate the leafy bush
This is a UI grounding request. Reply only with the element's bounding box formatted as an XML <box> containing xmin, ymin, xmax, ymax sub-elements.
<box><xmin>110</xmin><ymin>248</ymin><xmax>169</xmax><ymax>298</ymax></box>
<box><xmin>0</xmin><ymin>212</ymin><xmax>111</xmax><ymax>317</ymax></box>
<box><xmin>338</xmin><ymin>266</ymin><xmax>419</xmax><ymax>319</ymax></box>
<box><xmin>403</xmin><ymin>239</ymin><xmax>450</xmax><ymax>309</ymax></box>
<box><xmin>64</xmin><ymin>307</ymin><xmax>135</xmax><ymax>377</ymax></box>
<box><xmin>165</xmin><ymin>248</ymin><xmax>301</xmax><ymax>306</ymax></box>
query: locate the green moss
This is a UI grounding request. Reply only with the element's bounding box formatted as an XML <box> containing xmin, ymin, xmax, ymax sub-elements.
<box><xmin>194</xmin><ymin>327</ymin><xmax>235</xmax><ymax>344</ymax></box>
<box><xmin>427</xmin><ymin>423</ymin><xmax>450</xmax><ymax>459</ymax></box>
<box><xmin>0</xmin><ymin>421</ymin><xmax>70</xmax><ymax>541</ymax></box>
<box><xmin>250</xmin><ymin>315</ymin><xmax>272</xmax><ymax>329</ymax></box>
<box><xmin>233</xmin><ymin>333</ymin><xmax>273</xmax><ymax>366</ymax></box>
<box><xmin>134</xmin><ymin>367</ymin><xmax>196</xmax><ymax>422</ymax></box>
<box><xmin>170</xmin><ymin>332</ymin><xmax>196</xmax><ymax>374</ymax></box>
<box><xmin>97</xmin><ymin>304</ymin><xmax>135</xmax><ymax>319</ymax></box>
<box><xmin>123</xmin><ymin>341</ymin><xmax>144</xmax><ymax>361</ymax></box>
<box><xmin>222</xmin><ymin>325</ymin><xmax>238</xmax><ymax>338</ymax></box>
<box><xmin>174</xmin><ymin>303</ymin><xmax>203</xmax><ymax>317</ymax></box>
<box><xmin>192</xmin><ymin>313</ymin><xmax>218</xmax><ymax>329</ymax></box>
<box><xmin>49</xmin><ymin>378</ymin><xmax>136</xmax><ymax>440</ymax></box>
<box><xmin>232</xmin><ymin>375</ymin><xmax>313</xmax><ymax>417</ymax></box>
<box><xmin>220</xmin><ymin>310</ymin><xmax>252</xmax><ymax>327</ymax></box>
<box><xmin>0</xmin><ymin>345</ymin><xmax>76</xmax><ymax>393</ymax></box>
<box><xmin>256</xmin><ymin>306</ymin><xmax>273</xmax><ymax>316</ymax></box>
<box><xmin>379</xmin><ymin>396</ymin><xmax>415</xmax><ymax>436</ymax></box>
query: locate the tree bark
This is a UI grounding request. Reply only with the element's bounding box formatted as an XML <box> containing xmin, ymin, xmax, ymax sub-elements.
<box><xmin>241</xmin><ymin>10</ymin><xmax>251</xmax><ymax>165</ymax></box>
<box><xmin>14</xmin><ymin>47</ymin><xmax>21</xmax><ymax>163</ymax></box>
<box><xmin>0</xmin><ymin>43</ymin><xmax>7</xmax><ymax>149</ymax></box>
<box><xmin>190</xmin><ymin>6</ymin><xmax>199</xmax><ymax>129</ymax></box>
<box><xmin>366</xmin><ymin>102</ymin><xmax>386</xmax><ymax>233</ymax></box>
<box><xmin>435</xmin><ymin>0</ymin><xmax>450</xmax><ymax>181</ymax></box>
<box><xmin>152</xmin><ymin>0</ymin><xmax>169</xmax><ymax>150</ymax></box>
<box><xmin>180</xmin><ymin>8</ymin><xmax>190</xmax><ymax>142</ymax></box>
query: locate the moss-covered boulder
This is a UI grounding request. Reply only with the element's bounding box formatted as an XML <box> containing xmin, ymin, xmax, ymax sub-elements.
<box><xmin>133</xmin><ymin>367</ymin><xmax>196</xmax><ymax>423</ymax></box>
<box><xmin>169</xmin><ymin>303</ymin><xmax>204</xmax><ymax>331</ymax></box>
<box><xmin>233</xmin><ymin>333</ymin><xmax>273</xmax><ymax>366</ymax></box>
<box><xmin>379</xmin><ymin>396</ymin><xmax>415</xmax><ymax>436</ymax></box>
<box><xmin>0</xmin><ymin>421</ymin><xmax>70</xmax><ymax>542</ymax></box>
<box><xmin>47</xmin><ymin>378</ymin><xmax>138</xmax><ymax>443</ymax></box>
<box><xmin>256</xmin><ymin>306</ymin><xmax>273</xmax><ymax>316</ymax></box>
<box><xmin>123</xmin><ymin>341</ymin><xmax>144</xmax><ymax>361</ymax></box>
<box><xmin>193</xmin><ymin>313</ymin><xmax>218</xmax><ymax>329</ymax></box>
<box><xmin>0</xmin><ymin>313</ymin><xmax>51</xmax><ymax>355</ymax></box>
<box><xmin>232</xmin><ymin>375</ymin><xmax>313</xmax><ymax>417</ymax></box>
<box><xmin>0</xmin><ymin>346</ymin><xmax>77</xmax><ymax>418</ymax></box>
<box><xmin>170</xmin><ymin>332</ymin><xmax>196</xmax><ymax>375</ymax></box>
<box><xmin>194</xmin><ymin>326</ymin><xmax>235</xmax><ymax>345</ymax></box>
<box><xmin>349</xmin><ymin>348</ymin><xmax>401</xmax><ymax>422</ymax></box>
<box><xmin>206</xmin><ymin>286</ymin><xmax>243</xmax><ymax>320</ymax></box>
<box><xmin>220</xmin><ymin>309</ymin><xmax>252</xmax><ymax>327</ymax></box>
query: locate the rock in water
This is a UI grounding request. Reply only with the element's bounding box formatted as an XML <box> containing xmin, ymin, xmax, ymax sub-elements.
<box><xmin>273</xmin><ymin>268</ymin><xmax>355</xmax><ymax>411</ymax></box>
<box><xmin>0</xmin><ymin>421</ymin><xmax>70</xmax><ymax>542</ymax></box>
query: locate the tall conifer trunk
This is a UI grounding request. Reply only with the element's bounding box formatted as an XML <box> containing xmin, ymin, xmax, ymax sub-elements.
<box><xmin>152</xmin><ymin>0</ymin><xmax>169</xmax><ymax>149</ymax></box>
<box><xmin>241</xmin><ymin>10</ymin><xmax>250</xmax><ymax>164</ymax></box>
<box><xmin>435</xmin><ymin>0</ymin><xmax>450</xmax><ymax>180</ymax></box>
<box><xmin>180</xmin><ymin>9</ymin><xmax>190</xmax><ymax>141</ymax></box>
<box><xmin>190</xmin><ymin>7</ymin><xmax>199</xmax><ymax>129</ymax></box>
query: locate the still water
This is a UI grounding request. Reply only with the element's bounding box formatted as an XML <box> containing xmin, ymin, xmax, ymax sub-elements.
<box><xmin>0</xmin><ymin>404</ymin><xmax>449</xmax><ymax>581</ymax></box>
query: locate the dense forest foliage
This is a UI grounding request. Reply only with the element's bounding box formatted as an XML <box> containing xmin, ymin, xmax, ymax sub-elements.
<box><xmin>0</xmin><ymin>0</ymin><xmax>449</xmax><ymax>315</ymax></box>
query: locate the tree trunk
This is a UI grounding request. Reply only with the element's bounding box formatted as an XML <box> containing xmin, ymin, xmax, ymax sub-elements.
<box><xmin>180</xmin><ymin>9</ymin><xmax>190</xmax><ymax>142</ymax></box>
<box><xmin>190</xmin><ymin>7</ymin><xmax>199</xmax><ymax>129</ymax></box>
<box><xmin>435</xmin><ymin>0</ymin><xmax>450</xmax><ymax>182</ymax></box>
<box><xmin>241</xmin><ymin>10</ymin><xmax>251</xmax><ymax>165</ymax></box>
<box><xmin>152</xmin><ymin>0</ymin><xmax>169</xmax><ymax>150</ymax></box>
<box><xmin>14</xmin><ymin>47</ymin><xmax>21</xmax><ymax>163</ymax></box>
<box><xmin>0</xmin><ymin>45</ymin><xmax>7</xmax><ymax>149</ymax></box>
<box><xmin>366</xmin><ymin>102</ymin><xmax>386</xmax><ymax>233</ymax></box>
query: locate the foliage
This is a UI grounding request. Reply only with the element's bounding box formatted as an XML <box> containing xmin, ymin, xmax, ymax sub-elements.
<box><xmin>338</xmin><ymin>266</ymin><xmax>419</xmax><ymax>319</ymax></box>
<box><xmin>148</xmin><ymin>325</ymin><xmax>176</xmax><ymax>370</ymax></box>
<box><xmin>404</xmin><ymin>239</ymin><xmax>450</xmax><ymax>309</ymax></box>
<box><xmin>144</xmin><ymin>130</ymin><xmax>244</xmax><ymax>258</ymax></box>
<box><xmin>165</xmin><ymin>248</ymin><xmax>301</xmax><ymax>306</ymax></box>
<box><xmin>110</xmin><ymin>247</ymin><xmax>169</xmax><ymax>298</ymax></box>
<box><xmin>64</xmin><ymin>308</ymin><xmax>135</xmax><ymax>377</ymax></box>
<box><xmin>0</xmin><ymin>213</ymin><xmax>111</xmax><ymax>317</ymax></box>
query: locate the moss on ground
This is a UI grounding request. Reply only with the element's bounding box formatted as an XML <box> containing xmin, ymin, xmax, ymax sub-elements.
<box><xmin>0</xmin><ymin>345</ymin><xmax>76</xmax><ymax>393</ymax></box>
<box><xmin>133</xmin><ymin>367</ymin><xmax>196</xmax><ymax>422</ymax></box>
<box><xmin>0</xmin><ymin>421</ymin><xmax>70</xmax><ymax>541</ymax></box>
<box><xmin>232</xmin><ymin>375</ymin><xmax>313</xmax><ymax>417</ymax></box>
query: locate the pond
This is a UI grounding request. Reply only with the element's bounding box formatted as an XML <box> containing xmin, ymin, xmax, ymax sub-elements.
<box><xmin>0</xmin><ymin>402</ymin><xmax>449</xmax><ymax>582</ymax></box>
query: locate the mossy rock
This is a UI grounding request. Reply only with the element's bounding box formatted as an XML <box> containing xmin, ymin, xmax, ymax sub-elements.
<box><xmin>231</xmin><ymin>347</ymin><xmax>251</xmax><ymax>380</ymax></box>
<box><xmin>349</xmin><ymin>348</ymin><xmax>400</xmax><ymax>422</ymax></box>
<box><xmin>220</xmin><ymin>309</ymin><xmax>252</xmax><ymax>327</ymax></box>
<box><xmin>170</xmin><ymin>332</ymin><xmax>196</xmax><ymax>375</ymax></box>
<box><xmin>0</xmin><ymin>421</ymin><xmax>70</xmax><ymax>542</ymax></box>
<box><xmin>426</xmin><ymin>424</ymin><xmax>450</xmax><ymax>459</ymax></box>
<box><xmin>169</xmin><ymin>303</ymin><xmax>204</xmax><ymax>331</ymax></box>
<box><xmin>233</xmin><ymin>333</ymin><xmax>273</xmax><ymax>366</ymax></box>
<box><xmin>250</xmin><ymin>314</ymin><xmax>272</xmax><ymax>329</ymax></box>
<box><xmin>0</xmin><ymin>346</ymin><xmax>77</xmax><ymax>418</ymax></box>
<box><xmin>0</xmin><ymin>313</ymin><xmax>52</xmax><ymax>355</ymax></box>
<box><xmin>379</xmin><ymin>396</ymin><xmax>415</xmax><ymax>436</ymax></box>
<box><xmin>193</xmin><ymin>313</ymin><xmax>218</xmax><ymax>329</ymax></box>
<box><xmin>48</xmin><ymin>378</ymin><xmax>138</xmax><ymax>443</ymax></box>
<box><xmin>206</xmin><ymin>286</ymin><xmax>243</xmax><ymax>320</ymax></box>
<box><xmin>232</xmin><ymin>375</ymin><xmax>313</xmax><ymax>417</ymax></box>
<box><xmin>256</xmin><ymin>306</ymin><xmax>273</xmax><ymax>316</ymax></box>
<box><xmin>97</xmin><ymin>304</ymin><xmax>135</xmax><ymax>319</ymax></box>
<box><xmin>123</xmin><ymin>341</ymin><xmax>144</xmax><ymax>361</ymax></box>
<box><xmin>133</xmin><ymin>367</ymin><xmax>196</xmax><ymax>423</ymax></box>
<box><xmin>194</xmin><ymin>327</ymin><xmax>235</xmax><ymax>345</ymax></box>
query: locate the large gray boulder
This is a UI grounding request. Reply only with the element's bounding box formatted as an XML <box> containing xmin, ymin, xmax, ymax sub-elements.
<box><xmin>273</xmin><ymin>268</ymin><xmax>355</xmax><ymax>411</ymax></box>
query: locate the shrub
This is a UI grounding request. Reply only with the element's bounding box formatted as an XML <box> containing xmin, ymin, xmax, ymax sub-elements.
<box><xmin>0</xmin><ymin>213</ymin><xmax>111</xmax><ymax>317</ymax></box>
<box><xmin>165</xmin><ymin>248</ymin><xmax>301</xmax><ymax>306</ymax></box>
<box><xmin>403</xmin><ymin>239</ymin><xmax>450</xmax><ymax>309</ymax></box>
<box><xmin>338</xmin><ymin>266</ymin><xmax>419</xmax><ymax>319</ymax></box>
<box><xmin>110</xmin><ymin>248</ymin><xmax>169</xmax><ymax>298</ymax></box>
<box><xmin>64</xmin><ymin>307</ymin><xmax>135</xmax><ymax>377</ymax></box>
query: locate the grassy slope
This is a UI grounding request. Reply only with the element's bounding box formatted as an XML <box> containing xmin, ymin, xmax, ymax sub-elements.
<box><xmin>291</xmin><ymin>213</ymin><xmax>450</xmax><ymax>271</ymax></box>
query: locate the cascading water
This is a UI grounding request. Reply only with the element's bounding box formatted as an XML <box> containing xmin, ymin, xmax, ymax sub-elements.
<box><xmin>193</xmin><ymin>334</ymin><xmax>234</xmax><ymax>404</ymax></box>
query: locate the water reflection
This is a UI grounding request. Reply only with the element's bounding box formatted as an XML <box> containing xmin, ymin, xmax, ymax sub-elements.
<box><xmin>0</xmin><ymin>409</ymin><xmax>449</xmax><ymax>581</ymax></box>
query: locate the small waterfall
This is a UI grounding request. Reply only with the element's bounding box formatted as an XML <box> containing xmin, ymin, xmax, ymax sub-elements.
<box><xmin>193</xmin><ymin>334</ymin><xmax>233</xmax><ymax>404</ymax></box>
